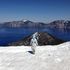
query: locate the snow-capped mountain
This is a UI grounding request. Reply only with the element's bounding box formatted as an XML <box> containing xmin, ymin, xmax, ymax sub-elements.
<box><xmin>0</xmin><ymin>20</ymin><xmax>70</xmax><ymax>30</ymax></box>
<box><xmin>0</xmin><ymin>20</ymin><xmax>45</xmax><ymax>28</ymax></box>
<box><xmin>47</xmin><ymin>20</ymin><xmax>70</xmax><ymax>29</ymax></box>
<box><xmin>22</xmin><ymin>19</ymin><xmax>28</xmax><ymax>22</ymax></box>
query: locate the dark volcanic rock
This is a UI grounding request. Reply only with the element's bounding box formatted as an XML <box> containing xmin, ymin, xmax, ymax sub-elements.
<box><xmin>8</xmin><ymin>32</ymin><xmax>64</xmax><ymax>46</ymax></box>
<box><xmin>37</xmin><ymin>32</ymin><xmax>64</xmax><ymax>45</ymax></box>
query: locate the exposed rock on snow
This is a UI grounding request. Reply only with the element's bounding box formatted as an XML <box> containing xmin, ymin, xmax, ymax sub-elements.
<box><xmin>0</xmin><ymin>41</ymin><xmax>70</xmax><ymax>70</ymax></box>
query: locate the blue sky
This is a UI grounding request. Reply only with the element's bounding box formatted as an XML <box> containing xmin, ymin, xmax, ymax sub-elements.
<box><xmin>0</xmin><ymin>0</ymin><xmax>70</xmax><ymax>22</ymax></box>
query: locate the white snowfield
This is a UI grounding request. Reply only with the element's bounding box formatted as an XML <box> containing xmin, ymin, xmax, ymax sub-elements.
<box><xmin>0</xmin><ymin>42</ymin><xmax>70</xmax><ymax>70</ymax></box>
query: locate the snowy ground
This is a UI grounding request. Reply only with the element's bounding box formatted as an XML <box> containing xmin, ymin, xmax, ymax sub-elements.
<box><xmin>0</xmin><ymin>42</ymin><xmax>70</xmax><ymax>70</ymax></box>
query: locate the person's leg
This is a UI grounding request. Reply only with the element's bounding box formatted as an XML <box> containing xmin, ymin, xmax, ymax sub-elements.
<box><xmin>31</xmin><ymin>46</ymin><xmax>35</xmax><ymax>54</ymax></box>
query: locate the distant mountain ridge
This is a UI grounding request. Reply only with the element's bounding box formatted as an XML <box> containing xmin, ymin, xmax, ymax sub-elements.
<box><xmin>47</xmin><ymin>20</ymin><xmax>70</xmax><ymax>29</ymax></box>
<box><xmin>0</xmin><ymin>20</ymin><xmax>45</xmax><ymax>28</ymax></box>
<box><xmin>0</xmin><ymin>19</ymin><xmax>70</xmax><ymax>32</ymax></box>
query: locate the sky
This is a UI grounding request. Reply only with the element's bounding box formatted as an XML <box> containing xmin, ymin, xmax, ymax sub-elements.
<box><xmin>0</xmin><ymin>0</ymin><xmax>70</xmax><ymax>22</ymax></box>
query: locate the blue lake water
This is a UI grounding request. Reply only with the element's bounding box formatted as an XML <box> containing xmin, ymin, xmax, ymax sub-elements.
<box><xmin>0</xmin><ymin>27</ymin><xmax>43</xmax><ymax>46</ymax></box>
<box><xmin>43</xmin><ymin>28</ymin><xmax>70</xmax><ymax>41</ymax></box>
<box><xmin>0</xmin><ymin>27</ymin><xmax>70</xmax><ymax>46</ymax></box>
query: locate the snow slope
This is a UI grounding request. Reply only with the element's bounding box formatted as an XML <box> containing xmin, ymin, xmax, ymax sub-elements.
<box><xmin>0</xmin><ymin>42</ymin><xmax>70</xmax><ymax>70</ymax></box>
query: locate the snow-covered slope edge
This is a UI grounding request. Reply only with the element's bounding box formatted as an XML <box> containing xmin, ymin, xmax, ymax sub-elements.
<box><xmin>0</xmin><ymin>41</ymin><xmax>70</xmax><ymax>70</ymax></box>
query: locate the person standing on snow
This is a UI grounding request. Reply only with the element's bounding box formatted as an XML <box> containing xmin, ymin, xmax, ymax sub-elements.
<box><xmin>30</xmin><ymin>32</ymin><xmax>38</xmax><ymax>54</ymax></box>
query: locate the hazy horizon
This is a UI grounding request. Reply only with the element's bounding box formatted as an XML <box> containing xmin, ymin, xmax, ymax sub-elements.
<box><xmin>0</xmin><ymin>0</ymin><xmax>70</xmax><ymax>23</ymax></box>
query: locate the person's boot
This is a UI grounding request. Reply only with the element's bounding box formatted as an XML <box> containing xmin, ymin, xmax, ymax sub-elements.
<box><xmin>32</xmin><ymin>47</ymin><xmax>35</xmax><ymax>54</ymax></box>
